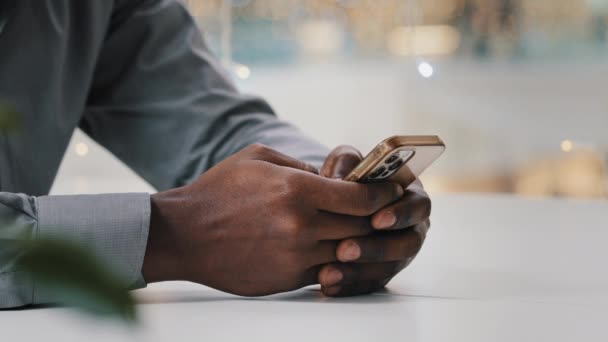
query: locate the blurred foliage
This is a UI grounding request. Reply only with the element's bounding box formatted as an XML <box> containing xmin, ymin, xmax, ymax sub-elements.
<box><xmin>0</xmin><ymin>102</ymin><xmax>19</xmax><ymax>131</ymax></box>
<box><xmin>16</xmin><ymin>239</ymin><xmax>137</xmax><ymax>324</ymax></box>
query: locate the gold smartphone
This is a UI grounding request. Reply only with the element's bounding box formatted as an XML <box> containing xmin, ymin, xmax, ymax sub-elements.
<box><xmin>344</xmin><ymin>136</ymin><xmax>445</xmax><ymax>186</ymax></box>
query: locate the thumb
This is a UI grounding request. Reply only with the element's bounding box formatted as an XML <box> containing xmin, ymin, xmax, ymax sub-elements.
<box><xmin>320</xmin><ymin>145</ymin><xmax>363</xmax><ymax>179</ymax></box>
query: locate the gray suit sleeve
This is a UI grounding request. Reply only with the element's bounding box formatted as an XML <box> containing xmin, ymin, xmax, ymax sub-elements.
<box><xmin>0</xmin><ymin>192</ymin><xmax>150</xmax><ymax>308</ymax></box>
<box><xmin>80</xmin><ymin>0</ymin><xmax>329</xmax><ymax>192</ymax></box>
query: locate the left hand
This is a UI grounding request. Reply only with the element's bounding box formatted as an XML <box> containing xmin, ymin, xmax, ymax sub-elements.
<box><xmin>317</xmin><ymin>145</ymin><xmax>431</xmax><ymax>296</ymax></box>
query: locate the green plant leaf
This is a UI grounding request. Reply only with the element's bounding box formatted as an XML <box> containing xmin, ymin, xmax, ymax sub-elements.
<box><xmin>16</xmin><ymin>239</ymin><xmax>137</xmax><ymax>324</ymax></box>
<box><xmin>0</xmin><ymin>102</ymin><xmax>19</xmax><ymax>131</ymax></box>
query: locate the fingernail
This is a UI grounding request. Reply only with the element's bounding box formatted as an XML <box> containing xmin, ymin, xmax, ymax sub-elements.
<box><xmin>395</xmin><ymin>184</ymin><xmax>405</xmax><ymax>198</ymax></box>
<box><xmin>323</xmin><ymin>286</ymin><xmax>342</xmax><ymax>297</ymax></box>
<box><xmin>377</xmin><ymin>211</ymin><xmax>397</xmax><ymax>229</ymax></box>
<box><xmin>323</xmin><ymin>268</ymin><xmax>343</xmax><ymax>286</ymax></box>
<box><xmin>340</xmin><ymin>241</ymin><xmax>361</xmax><ymax>262</ymax></box>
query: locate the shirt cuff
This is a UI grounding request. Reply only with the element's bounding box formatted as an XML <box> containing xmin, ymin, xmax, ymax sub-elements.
<box><xmin>33</xmin><ymin>193</ymin><xmax>150</xmax><ymax>304</ymax></box>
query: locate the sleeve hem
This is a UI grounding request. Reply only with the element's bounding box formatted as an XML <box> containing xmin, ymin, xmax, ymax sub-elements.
<box><xmin>0</xmin><ymin>271</ymin><xmax>34</xmax><ymax>308</ymax></box>
<box><xmin>33</xmin><ymin>193</ymin><xmax>151</xmax><ymax>304</ymax></box>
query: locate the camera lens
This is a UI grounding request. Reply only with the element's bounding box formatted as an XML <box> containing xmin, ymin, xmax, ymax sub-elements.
<box><xmin>381</xmin><ymin>170</ymin><xmax>390</xmax><ymax>178</ymax></box>
<box><xmin>388</xmin><ymin>159</ymin><xmax>403</xmax><ymax>171</ymax></box>
<box><xmin>370</xmin><ymin>166</ymin><xmax>386</xmax><ymax>178</ymax></box>
<box><xmin>385</xmin><ymin>154</ymin><xmax>399</xmax><ymax>164</ymax></box>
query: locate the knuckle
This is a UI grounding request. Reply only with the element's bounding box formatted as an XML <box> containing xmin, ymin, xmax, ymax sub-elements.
<box><xmin>246</xmin><ymin>143</ymin><xmax>273</xmax><ymax>158</ymax></box>
<box><xmin>282</xmin><ymin>214</ymin><xmax>309</xmax><ymax>244</ymax></box>
<box><xmin>270</xmin><ymin>173</ymin><xmax>303</xmax><ymax>204</ymax></box>
<box><xmin>283</xmin><ymin>214</ymin><xmax>301</xmax><ymax>233</ymax></box>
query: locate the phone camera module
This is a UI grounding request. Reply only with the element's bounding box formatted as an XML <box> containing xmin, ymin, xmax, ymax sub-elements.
<box><xmin>388</xmin><ymin>159</ymin><xmax>404</xmax><ymax>171</ymax></box>
<box><xmin>369</xmin><ymin>166</ymin><xmax>386</xmax><ymax>179</ymax></box>
<box><xmin>385</xmin><ymin>154</ymin><xmax>399</xmax><ymax>164</ymax></box>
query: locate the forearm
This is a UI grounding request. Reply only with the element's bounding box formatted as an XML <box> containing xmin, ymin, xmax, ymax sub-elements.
<box><xmin>0</xmin><ymin>192</ymin><xmax>150</xmax><ymax>308</ymax></box>
<box><xmin>81</xmin><ymin>0</ymin><xmax>329</xmax><ymax>192</ymax></box>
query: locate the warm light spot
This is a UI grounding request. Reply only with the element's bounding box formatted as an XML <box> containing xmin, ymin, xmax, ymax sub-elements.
<box><xmin>387</xmin><ymin>25</ymin><xmax>461</xmax><ymax>57</ymax></box>
<box><xmin>296</xmin><ymin>20</ymin><xmax>343</xmax><ymax>58</ymax></box>
<box><xmin>417</xmin><ymin>61</ymin><xmax>434</xmax><ymax>78</ymax></box>
<box><xmin>74</xmin><ymin>142</ymin><xmax>89</xmax><ymax>157</ymax></box>
<box><xmin>234</xmin><ymin>64</ymin><xmax>251</xmax><ymax>80</ymax></box>
<box><xmin>561</xmin><ymin>140</ymin><xmax>573</xmax><ymax>153</ymax></box>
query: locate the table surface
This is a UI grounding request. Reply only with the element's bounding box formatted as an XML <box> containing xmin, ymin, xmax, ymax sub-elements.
<box><xmin>3</xmin><ymin>194</ymin><xmax>607</xmax><ymax>342</ymax></box>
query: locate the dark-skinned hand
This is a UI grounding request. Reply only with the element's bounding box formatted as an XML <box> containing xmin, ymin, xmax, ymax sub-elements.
<box><xmin>142</xmin><ymin>144</ymin><xmax>406</xmax><ymax>296</ymax></box>
<box><xmin>317</xmin><ymin>145</ymin><xmax>431</xmax><ymax>297</ymax></box>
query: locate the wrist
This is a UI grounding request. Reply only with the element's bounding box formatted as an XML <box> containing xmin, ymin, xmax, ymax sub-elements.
<box><xmin>142</xmin><ymin>190</ymin><xmax>185</xmax><ymax>283</ymax></box>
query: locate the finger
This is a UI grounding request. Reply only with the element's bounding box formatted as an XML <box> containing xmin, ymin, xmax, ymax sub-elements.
<box><xmin>322</xmin><ymin>279</ymin><xmax>387</xmax><ymax>297</ymax></box>
<box><xmin>371</xmin><ymin>187</ymin><xmax>431</xmax><ymax>230</ymax></box>
<box><xmin>312</xmin><ymin>211</ymin><xmax>374</xmax><ymax>240</ymax></box>
<box><xmin>336</xmin><ymin>224</ymin><xmax>428</xmax><ymax>263</ymax></box>
<box><xmin>320</xmin><ymin>262</ymin><xmax>401</xmax><ymax>297</ymax></box>
<box><xmin>307</xmin><ymin>241</ymin><xmax>340</xmax><ymax>266</ymax></box>
<box><xmin>318</xmin><ymin>262</ymin><xmax>399</xmax><ymax>288</ymax></box>
<box><xmin>301</xmin><ymin>176</ymin><xmax>405</xmax><ymax>216</ymax></box>
<box><xmin>299</xmin><ymin>265</ymin><xmax>323</xmax><ymax>288</ymax></box>
<box><xmin>320</xmin><ymin>145</ymin><xmax>363</xmax><ymax>179</ymax></box>
<box><xmin>244</xmin><ymin>143</ymin><xmax>318</xmax><ymax>174</ymax></box>
<box><xmin>408</xmin><ymin>178</ymin><xmax>425</xmax><ymax>192</ymax></box>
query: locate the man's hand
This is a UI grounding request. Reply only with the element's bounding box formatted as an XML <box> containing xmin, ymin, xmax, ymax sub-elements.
<box><xmin>142</xmin><ymin>144</ymin><xmax>405</xmax><ymax>296</ymax></box>
<box><xmin>317</xmin><ymin>145</ymin><xmax>431</xmax><ymax>297</ymax></box>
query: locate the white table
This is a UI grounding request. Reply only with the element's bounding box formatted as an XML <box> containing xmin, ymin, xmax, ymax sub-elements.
<box><xmin>3</xmin><ymin>194</ymin><xmax>608</xmax><ymax>342</ymax></box>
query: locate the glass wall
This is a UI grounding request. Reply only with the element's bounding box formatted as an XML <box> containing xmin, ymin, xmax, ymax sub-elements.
<box><xmin>183</xmin><ymin>0</ymin><xmax>608</xmax><ymax>198</ymax></box>
<box><xmin>185</xmin><ymin>0</ymin><xmax>608</xmax><ymax>63</ymax></box>
<box><xmin>55</xmin><ymin>1</ymin><xmax>608</xmax><ymax>198</ymax></box>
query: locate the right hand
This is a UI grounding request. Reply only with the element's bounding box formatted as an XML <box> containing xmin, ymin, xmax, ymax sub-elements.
<box><xmin>142</xmin><ymin>144</ymin><xmax>404</xmax><ymax>296</ymax></box>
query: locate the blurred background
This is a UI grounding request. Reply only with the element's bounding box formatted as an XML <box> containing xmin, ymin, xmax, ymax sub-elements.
<box><xmin>53</xmin><ymin>0</ymin><xmax>608</xmax><ymax>199</ymax></box>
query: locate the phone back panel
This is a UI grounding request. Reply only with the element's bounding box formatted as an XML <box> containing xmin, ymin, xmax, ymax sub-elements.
<box><xmin>344</xmin><ymin>136</ymin><xmax>445</xmax><ymax>187</ymax></box>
